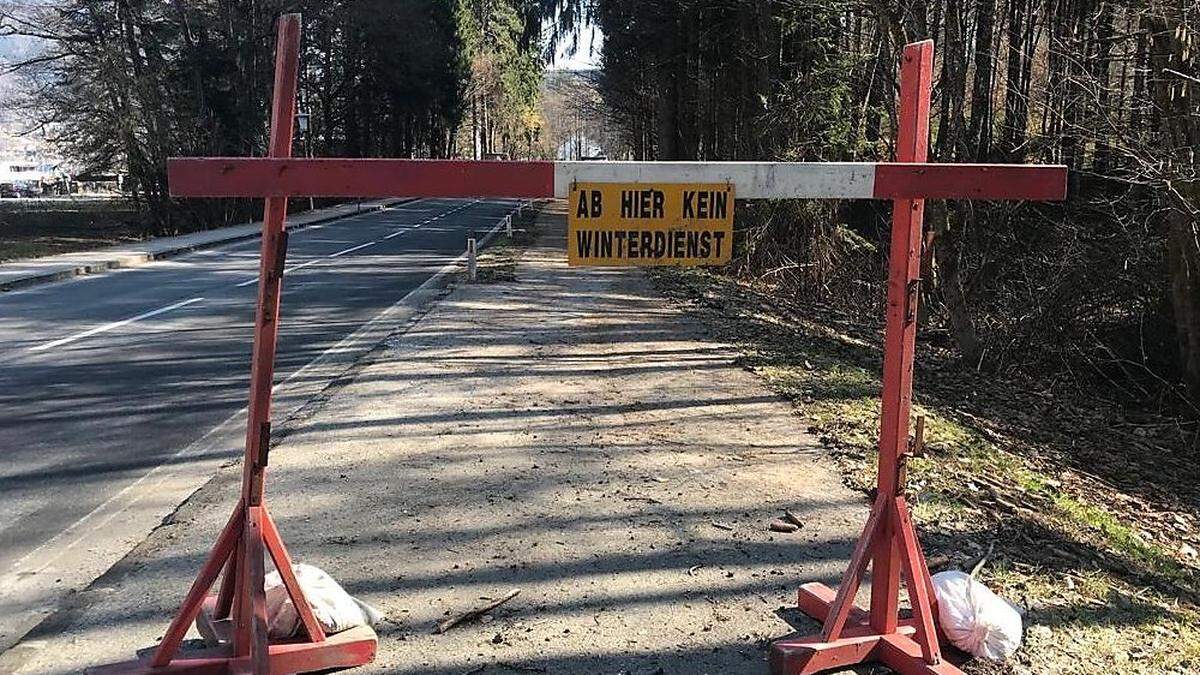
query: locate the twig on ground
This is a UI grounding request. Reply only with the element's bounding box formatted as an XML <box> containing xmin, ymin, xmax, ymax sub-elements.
<box><xmin>970</xmin><ymin>542</ymin><xmax>996</xmax><ymax>578</ymax></box>
<box><xmin>769</xmin><ymin>519</ymin><xmax>799</xmax><ymax>533</ymax></box>
<box><xmin>465</xmin><ymin>663</ymin><xmax>547</xmax><ymax>674</ymax></box>
<box><xmin>498</xmin><ymin>663</ymin><xmax>548</xmax><ymax>673</ymax></box>
<box><xmin>436</xmin><ymin>589</ymin><xmax>521</xmax><ymax>634</ymax></box>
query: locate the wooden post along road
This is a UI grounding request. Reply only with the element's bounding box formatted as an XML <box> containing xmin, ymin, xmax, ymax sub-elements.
<box><xmin>93</xmin><ymin>13</ymin><xmax>1067</xmax><ymax>675</ymax></box>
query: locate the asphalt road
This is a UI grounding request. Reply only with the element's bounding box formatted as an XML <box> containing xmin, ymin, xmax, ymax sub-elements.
<box><xmin>0</xmin><ymin>198</ymin><xmax>519</xmax><ymax>648</ymax></box>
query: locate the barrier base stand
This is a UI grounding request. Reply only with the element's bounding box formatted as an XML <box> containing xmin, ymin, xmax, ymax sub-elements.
<box><xmin>84</xmin><ymin>501</ymin><xmax>378</xmax><ymax>675</ymax></box>
<box><xmin>83</xmin><ymin>16</ymin><xmax>377</xmax><ymax>675</ymax></box>
<box><xmin>85</xmin><ymin>594</ymin><xmax>377</xmax><ymax>675</ymax></box>
<box><xmin>85</xmin><ymin>626</ymin><xmax>377</xmax><ymax>675</ymax></box>
<box><xmin>770</xmin><ymin>583</ymin><xmax>965</xmax><ymax>675</ymax></box>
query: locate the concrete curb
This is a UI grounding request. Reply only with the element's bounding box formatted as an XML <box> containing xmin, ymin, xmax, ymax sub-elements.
<box><xmin>0</xmin><ymin>199</ymin><xmax>415</xmax><ymax>293</ymax></box>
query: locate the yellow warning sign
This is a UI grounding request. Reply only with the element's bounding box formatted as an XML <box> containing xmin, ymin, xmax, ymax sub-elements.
<box><xmin>567</xmin><ymin>182</ymin><xmax>733</xmax><ymax>266</ymax></box>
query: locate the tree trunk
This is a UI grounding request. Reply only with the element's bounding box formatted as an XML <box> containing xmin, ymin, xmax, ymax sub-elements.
<box><xmin>1147</xmin><ymin>3</ymin><xmax>1200</xmax><ymax>402</ymax></box>
<box><xmin>1166</xmin><ymin>201</ymin><xmax>1200</xmax><ymax>401</ymax></box>
<box><xmin>929</xmin><ymin>203</ymin><xmax>985</xmax><ymax>365</ymax></box>
<box><xmin>1000</xmin><ymin>0</ymin><xmax>1035</xmax><ymax>159</ymax></box>
<box><xmin>967</xmin><ymin>0</ymin><xmax>997</xmax><ymax>159</ymax></box>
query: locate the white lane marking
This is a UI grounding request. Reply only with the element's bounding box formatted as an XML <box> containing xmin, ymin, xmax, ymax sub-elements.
<box><xmin>230</xmin><ymin>198</ymin><xmax>485</xmax><ymax>287</ymax></box>
<box><xmin>286</xmin><ymin>258</ymin><xmax>324</xmax><ymax>273</ymax></box>
<box><xmin>329</xmin><ymin>241</ymin><xmax>378</xmax><ymax>258</ymax></box>
<box><xmin>233</xmin><ymin>255</ymin><xmax>329</xmax><ymax>288</ymax></box>
<box><xmin>29</xmin><ymin>297</ymin><xmax>206</xmax><ymax>352</ymax></box>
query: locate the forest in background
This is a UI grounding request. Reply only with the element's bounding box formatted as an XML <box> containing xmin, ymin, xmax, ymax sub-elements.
<box><xmin>558</xmin><ymin>0</ymin><xmax>1199</xmax><ymax>415</ymax></box>
<box><xmin>0</xmin><ymin>0</ymin><xmax>545</xmax><ymax>223</ymax></box>
<box><xmin>1</xmin><ymin>0</ymin><xmax>1197</xmax><ymax>412</ymax></box>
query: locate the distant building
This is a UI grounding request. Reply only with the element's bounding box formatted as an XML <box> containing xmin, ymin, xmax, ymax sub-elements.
<box><xmin>0</xmin><ymin>154</ymin><xmax>67</xmax><ymax>197</ymax></box>
<box><xmin>555</xmin><ymin>135</ymin><xmax>605</xmax><ymax>161</ymax></box>
<box><xmin>0</xmin><ymin>143</ymin><xmax>125</xmax><ymax>197</ymax></box>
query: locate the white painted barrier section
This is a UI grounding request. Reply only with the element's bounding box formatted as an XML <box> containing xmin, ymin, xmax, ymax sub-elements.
<box><xmin>553</xmin><ymin>162</ymin><xmax>877</xmax><ymax>200</ymax></box>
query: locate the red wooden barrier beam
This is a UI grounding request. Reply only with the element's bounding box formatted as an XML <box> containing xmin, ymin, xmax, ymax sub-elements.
<box><xmin>167</xmin><ymin>157</ymin><xmax>1067</xmax><ymax>202</ymax></box>
<box><xmin>872</xmin><ymin>163</ymin><xmax>1066</xmax><ymax>200</ymax></box>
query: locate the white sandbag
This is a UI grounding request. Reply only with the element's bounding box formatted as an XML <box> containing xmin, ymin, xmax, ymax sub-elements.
<box><xmin>931</xmin><ymin>570</ymin><xmax>1023</xmax><ymax>660</ymax></box>
<box><xmin>264</xmin><ymin>563</ymin><xmax>383</xmax><ymax>639</ymax></box>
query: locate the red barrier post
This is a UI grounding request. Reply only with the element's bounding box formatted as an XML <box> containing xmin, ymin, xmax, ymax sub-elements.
<box><xmin>768</xmin><ymin>41</ymin><xmax>963</xmax><ymax>675</ymax></box>
<box><xmin>88</xmin><ymin>14</ymin><xmax>377</xmax><ymax>675</ymax></box>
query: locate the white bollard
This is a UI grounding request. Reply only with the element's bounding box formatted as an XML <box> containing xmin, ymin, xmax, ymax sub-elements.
<box><xmin>467</xmin><ymin>238</ymin><xmax>477</xmax><ymax>281</ymax></box>
<box><xmin>505</xmin><ymin>214</ymin><xmax>513</xmax><ymax>237</ymax></box>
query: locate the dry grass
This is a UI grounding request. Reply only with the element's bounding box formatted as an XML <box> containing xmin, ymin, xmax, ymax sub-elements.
<box><xmin>650</xmin><ymin>266</ymin><xmax>1200</xmax><ymax>675</ymax></box>
<box><xmin>0</xmin><ymin>199</ymin><xmax>143</xmax><ymax>261</ymax></box>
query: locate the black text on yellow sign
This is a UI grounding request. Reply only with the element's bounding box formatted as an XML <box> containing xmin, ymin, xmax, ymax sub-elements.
<box><xmin>567</xmin><ymin>182</ymin><xmax>734</xmax><ymax>267</ymax></box>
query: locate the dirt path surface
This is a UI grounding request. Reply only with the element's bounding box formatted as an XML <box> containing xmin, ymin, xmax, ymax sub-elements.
<box><xmin>10</xmin><ymin>204</ymin><xmax>867</xmax><ymax>675</ymax></box>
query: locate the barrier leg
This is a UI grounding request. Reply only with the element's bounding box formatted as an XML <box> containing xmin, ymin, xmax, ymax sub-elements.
<box><xmin>261</xmin><ymin>506</ymin><xmax>326</xmax><ymax>643</ymax></box>
<box><xmin>150</xmin><ymin>504</ymin><xmax>244</xmax><ymax>666</ymax></box>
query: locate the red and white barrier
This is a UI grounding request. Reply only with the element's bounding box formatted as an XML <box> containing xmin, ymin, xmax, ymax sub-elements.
<box><xmin>108</xmin><ymin>15</ymin><xmax>1069</xmax><ymax>675</ymax></box>
<box><xmin>169</xmin><ymin>158</ymin><xmax>1066</xmax><ymax>202</ymax></box>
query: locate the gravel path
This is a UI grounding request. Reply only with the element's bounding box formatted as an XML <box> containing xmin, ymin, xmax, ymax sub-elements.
<box><xmin>10</xmin><ymin>203</ymin><xmax>868</xmax><ymax>675</ymax></box>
